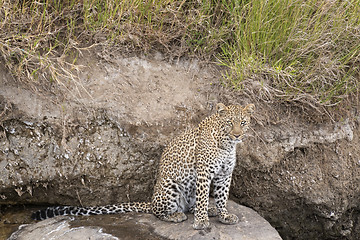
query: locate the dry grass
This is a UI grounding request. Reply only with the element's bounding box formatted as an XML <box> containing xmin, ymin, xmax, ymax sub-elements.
<box><xmin>0</xmin><ymin>0</ymin><xmax>359</xmax><ymax>112</ymax></box>
<box><xmin>0</xmin><ymin>1</ymin><xmax>84</xmax><ymax>92</ymax></box>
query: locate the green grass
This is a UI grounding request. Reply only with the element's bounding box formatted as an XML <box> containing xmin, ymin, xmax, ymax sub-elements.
<box><xmin>1</xmin><ymin>0</ymin><xmax>359</xmax><ymax>108</ymax></box>
<box><xmin>218</xmin><ymin>0</ymin><xmax>360</xmax><ymax>106</ymax></box>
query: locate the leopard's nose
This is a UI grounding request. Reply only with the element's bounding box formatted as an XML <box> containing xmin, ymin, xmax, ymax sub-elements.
<box><xmin>234</xmin><ymin>134</ymin><xmax>241</xmax><ymax>139</ymax></box>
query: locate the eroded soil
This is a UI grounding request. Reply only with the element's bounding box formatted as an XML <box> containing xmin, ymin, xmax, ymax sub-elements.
<box><xmin>1</xmin><ymin>51</ymin><xmax>359</xmax><ymax>239</ymax></box>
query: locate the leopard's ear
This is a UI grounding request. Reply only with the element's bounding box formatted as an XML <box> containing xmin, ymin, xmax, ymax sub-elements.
<box><xmin>216</xmin><ymin>103</ymin><xmax>228</xmax><ymax>115</ymax></box>
<box><xmin>243</xmin><ymin>104</ymin><xmax>255</xmax><ymax>115</ymax></box>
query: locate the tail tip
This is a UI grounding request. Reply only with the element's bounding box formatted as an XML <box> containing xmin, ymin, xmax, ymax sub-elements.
<box><xmin>31</xmin><ymin>210</ymin><xmax>42</xmax><ymax>220</ymax></box>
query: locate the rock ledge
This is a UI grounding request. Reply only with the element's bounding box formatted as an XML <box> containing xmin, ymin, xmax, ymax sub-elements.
<box><xmin>9</xmin><ymin>201</ymin><xmax>282</xmax><ymax>240</ymax></box>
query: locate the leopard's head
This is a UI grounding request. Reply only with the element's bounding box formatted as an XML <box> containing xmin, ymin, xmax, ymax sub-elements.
<box><xmin>216</xmin><ymin>103</ymin><xmax>255</xmax><ymax>141</ymax></box>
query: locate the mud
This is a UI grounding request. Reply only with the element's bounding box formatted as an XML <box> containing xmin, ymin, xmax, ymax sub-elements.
<box><xmin>0</xmin><ymin>51</ymin><xmax>359</xmax><ymax>239</ymax></box>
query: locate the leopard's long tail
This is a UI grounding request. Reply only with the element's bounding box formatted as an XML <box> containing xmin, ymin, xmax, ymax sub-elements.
<box><xmin>31</xmin><ymin>202</ymin><xmax>152</xmax><ymax>220</ymax></box>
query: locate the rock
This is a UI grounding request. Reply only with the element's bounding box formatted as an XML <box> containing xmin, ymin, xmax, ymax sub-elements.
<box><xmin>8</xmin><ymin>201</ymin><xmax>282</xmax><ymax>240</ymax></box>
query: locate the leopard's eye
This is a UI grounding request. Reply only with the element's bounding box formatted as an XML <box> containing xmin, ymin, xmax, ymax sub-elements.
<box><xmin>240</xmin><ymin>120</ymin><xmax>247</xmax><ymax>126</ymax></box>
<box><xmin>227</xmin><ymin>120</ymin><xmax>233</xmax><ymax>126</ymax></box>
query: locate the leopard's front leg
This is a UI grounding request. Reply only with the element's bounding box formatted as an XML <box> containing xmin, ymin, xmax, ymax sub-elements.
<box><xmin>193</xmin><ymin>166</ymin><xmax>212</xmax><ymax>230</ymax></box>
<box><xmin>213</xmin><ymin>174</ymin><xmax>239</xmax><ymax>225</ymax></box>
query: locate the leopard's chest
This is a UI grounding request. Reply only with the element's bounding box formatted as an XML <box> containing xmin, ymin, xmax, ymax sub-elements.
<box><xmin>212</xmin><ymin>147</ymin><xmax>237</xmax><ymax>177</ymax></box>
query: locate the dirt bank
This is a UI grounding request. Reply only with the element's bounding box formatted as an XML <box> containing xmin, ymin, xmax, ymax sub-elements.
<box><xmin>0</xmin><ymin>51</ymin><xmax>359</xmax><ymax>239</ymax></box>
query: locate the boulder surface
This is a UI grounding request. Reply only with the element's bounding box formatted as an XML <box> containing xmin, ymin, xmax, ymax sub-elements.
<box><xmin>8</xmin><ymin>200</ymin><xmax>282</xmax><ymax>240</ymax></box>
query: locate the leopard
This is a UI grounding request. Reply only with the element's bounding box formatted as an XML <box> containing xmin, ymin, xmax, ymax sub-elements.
<box><xmin>32</xmin><ymin>103</ymin><xmax>255</xmax><ymax>230</ymax></box>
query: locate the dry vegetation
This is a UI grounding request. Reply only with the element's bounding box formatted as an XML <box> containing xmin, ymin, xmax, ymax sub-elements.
<box><xmin>0</xmin><ymin>0</ymin><xmax>359</xmax><ymax>111</ymax></box>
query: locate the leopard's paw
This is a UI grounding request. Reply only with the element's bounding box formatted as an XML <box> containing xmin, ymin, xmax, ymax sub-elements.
<box><xmin>219</xmin><ymin>213</ymin><xmax>239</xmax><ymax>225</ymax></box>
<box><xmin>193</xmin><ymin>218</ymin><xmax>211</xmax><ymax>230</ymax></box>
<box><xmin>208</xmin><ymin>206</ymin><xmax>218</xmax><ymax>217</ymax></box>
